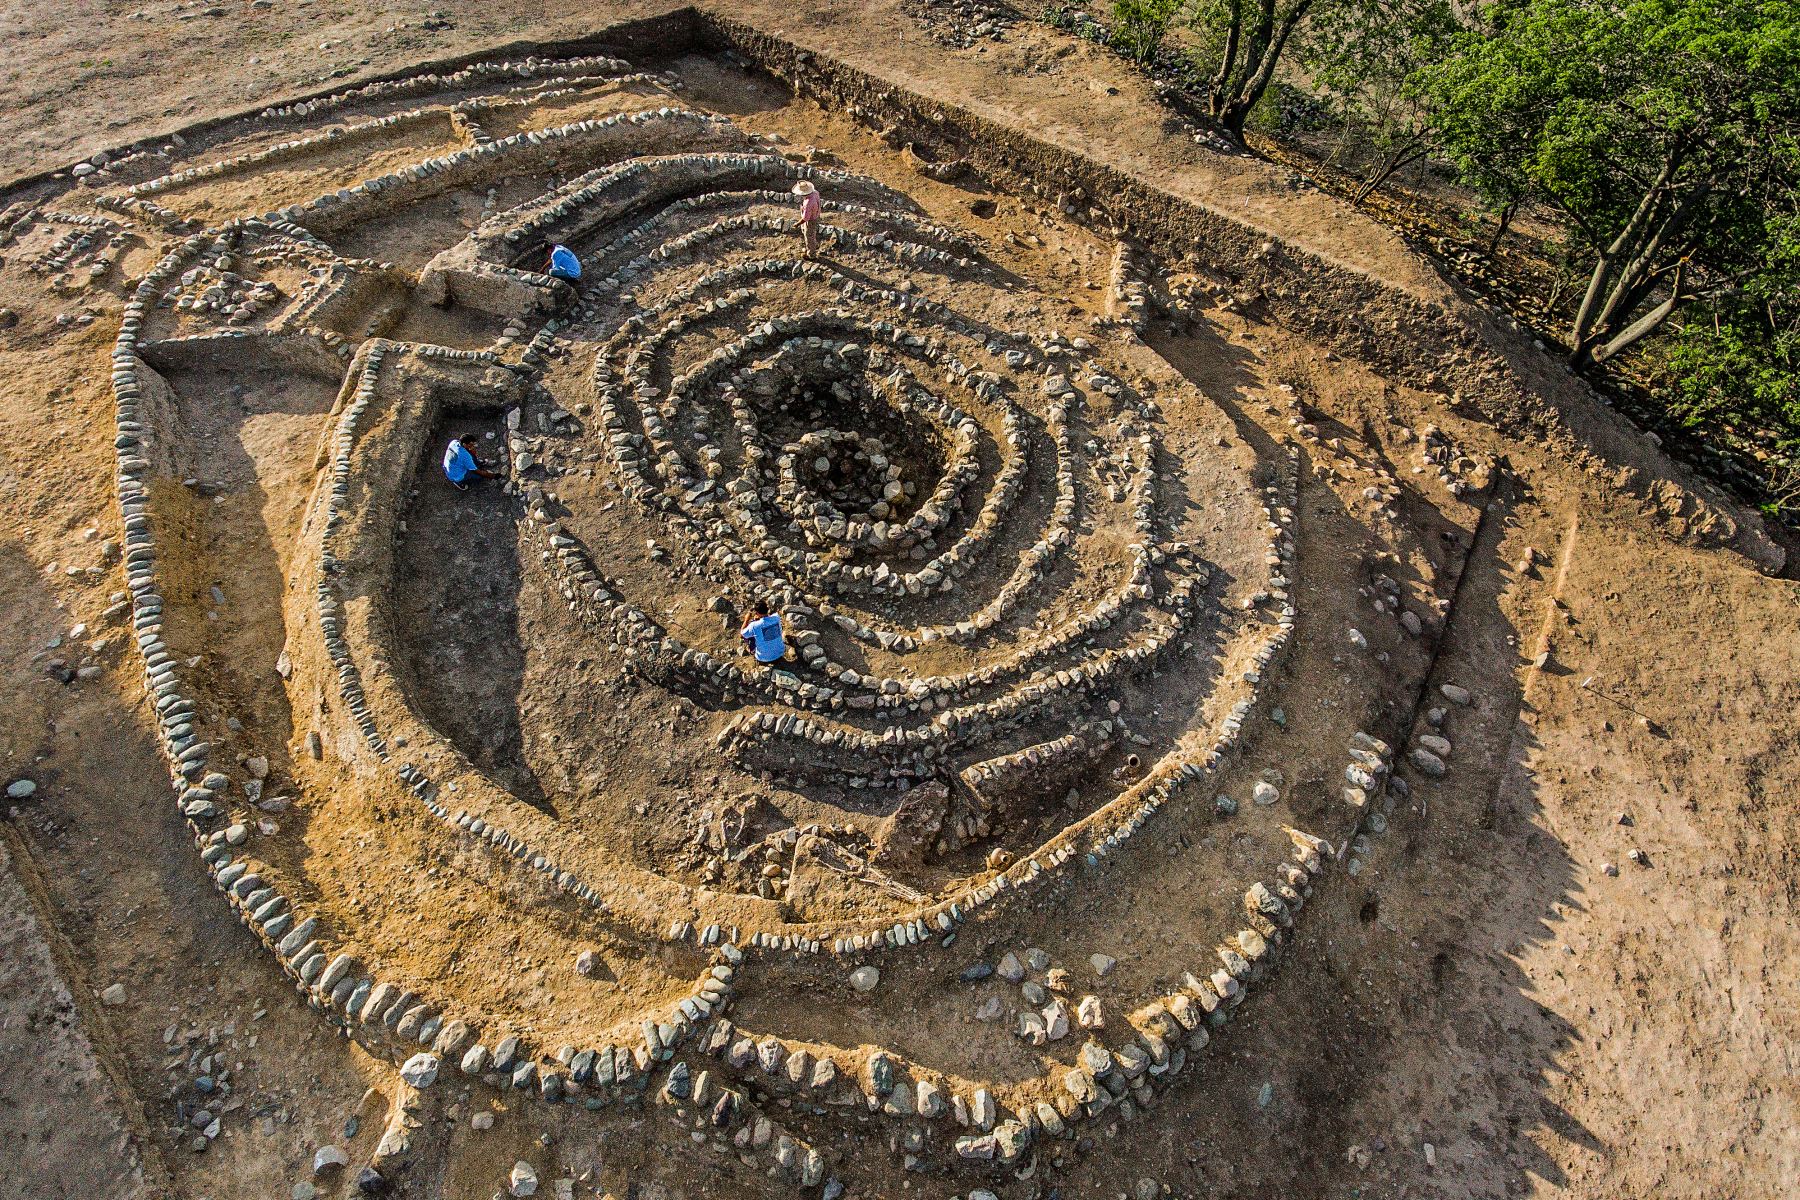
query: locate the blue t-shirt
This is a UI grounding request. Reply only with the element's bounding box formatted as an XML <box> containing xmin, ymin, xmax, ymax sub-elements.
<box><xmin>742</xmin><ymin>614</ymin><xmax>785</xmax><ymax>663</ymax></box>
<box><xmin>443</xmin><ymin>439</ymin><xmax>477</xmax><ymax>484</ymax></box>
<box><xmin>549</xmin><ymin>245</ymin><xmax>581</xmax><ymax>280</ymax></box>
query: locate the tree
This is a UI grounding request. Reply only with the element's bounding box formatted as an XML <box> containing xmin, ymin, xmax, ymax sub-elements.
<box><xmin>1108</xmin><ymin>0</ymin><xmax>1188</xmax><ymax>62</ymax></box>
<box><xmin>1301</xmin><ymin>0</ymin><xmax>1463</xmax><ymax>202</ymax></box>
<box><xmin>1189</xmin><ymin>0</ymin><xmax>1320</xmax><ymax>140</ymax></box>
<box><xmin>1417</xmin><ymin>0</ymin><xmax>1800</xmax><ymax>369</ymax></box>
<box><xmin>1653</xmin><ymin>203</ymin><xmax>1800</xmax><ymax>511</ymax></box>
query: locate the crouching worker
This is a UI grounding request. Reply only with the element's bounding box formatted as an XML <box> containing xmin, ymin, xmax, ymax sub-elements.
<box><xmin>443</xmin><ymin>433</ymin><xmax>499</xmax><ymax>491</ymax></box>
<box><xmin>739</xmin><ymin>599</ymin><xmax>790</xmax><ymax>665</ymax></box>
<box><xmin>545</xmin><ymin>242</ymin><xmax>582</xmax><ymax>285</ymax></box>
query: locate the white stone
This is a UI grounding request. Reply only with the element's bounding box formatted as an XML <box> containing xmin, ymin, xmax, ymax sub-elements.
<box><xmin>1077</xmin><ymin>995</ymin><xmax>1104</xmax><ymax>1028</ymax></box>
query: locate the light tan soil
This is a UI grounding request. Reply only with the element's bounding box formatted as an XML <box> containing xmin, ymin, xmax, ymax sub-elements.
<box><xmin>0</xmin><ymin>6</ymin><xmax>1794</xmax><ymax>1200</ymax></box>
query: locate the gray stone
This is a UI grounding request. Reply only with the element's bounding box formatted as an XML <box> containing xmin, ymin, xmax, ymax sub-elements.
<box><xmin>398</xmin><ymin>1053</ymin><xmax>439</xmax><ymax>1088</ymax></box>
<box><xmin>863</xmin><ymin>1051</ymin><xmax>895</xmax><ymax>1097</ymax></box>
<box><xmin>994</xmin><ymin>1119</ymin><xmax>1030</xmax><ymax>1160</ymax></box>
<box><xmin>1410</xmin><ymin>747</ymin><xmax>1447</xmax><ymax>777</ymax></box>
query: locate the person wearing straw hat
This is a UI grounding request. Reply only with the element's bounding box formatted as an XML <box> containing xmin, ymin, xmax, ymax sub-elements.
<box><xmin>792</xmin><ymin>179</ymin><xmax>823</xmax><ymax>259</ymax></box>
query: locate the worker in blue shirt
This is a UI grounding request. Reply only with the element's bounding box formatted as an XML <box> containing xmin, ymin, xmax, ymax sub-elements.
<box><xmin>545</xmin><ymin>243</ymin><xmax>581</xmax><ymax>284</ymax></box>
<box><xmin>442</xmin><ymin>433</ymin><xmax>499</xmax><ymax>491</ymax></box>
<box><xmin>739</xmin><ymin>599</ymin><xmax>789</xmax><ymax>665</ymax></box>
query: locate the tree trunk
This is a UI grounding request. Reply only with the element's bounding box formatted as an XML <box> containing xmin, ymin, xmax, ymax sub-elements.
<box><xmin>1570</xmin><ymin>148</ymin><xmax>1683</xmax><ymax>364</ymax></box>
<box><xmin>1486</xmin><ymin>197</ymin><xmax>1521</xmax><ymax>257</ymax></box>
<box><xmin>1588</xmin><ymin>259</ymin><xmax>1689</xmax><ymax>364</ymax></box>
<box><xmin>1351</xmin><ymin>140</ymin><xmax>1426</xmax><ymax>204</ymax></box>
<box><xmin>1209</xmin><ymin>0</ymin><xmax>1244</xmax><ymax>119</ymax></box>
<box><xmin>1219</xmin><ymin>1</ymin><xmax>1313</xmax><ymax>140</ymax></box>
<box><xmin>1587</xmin><ymin>187</ymin><xmax>1706</xmax><ymax>341</ymax></box>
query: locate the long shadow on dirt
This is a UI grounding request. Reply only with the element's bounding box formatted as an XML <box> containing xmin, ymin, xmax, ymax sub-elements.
<box><xmin>1064</xmin><ymin>311</ymin><xmax>1595</xmax><ymax>1198</ymax></box>
<box><xmin>391</xmin><ymin>416</ymin><xmax>551</xmax><ymax>814</ymax></box>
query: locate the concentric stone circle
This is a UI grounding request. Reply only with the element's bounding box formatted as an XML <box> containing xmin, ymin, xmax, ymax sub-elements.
<box><xmin>78</xmin><ymin>46</ymin><xmax>1435</xmax><ymax>1189</ymax></box>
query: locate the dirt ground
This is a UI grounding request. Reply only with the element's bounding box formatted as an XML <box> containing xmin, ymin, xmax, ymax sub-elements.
<box><xmin>0</xmin><ymin>5</ymin><xmax>1795</xmax><ymax>1200</ymax></box>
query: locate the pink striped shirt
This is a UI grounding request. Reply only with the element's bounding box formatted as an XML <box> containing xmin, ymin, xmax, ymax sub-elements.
<box><xmin>799</xmin><ymin>192</ymin><xmax>823</xmax><ymax>222</ymax></box>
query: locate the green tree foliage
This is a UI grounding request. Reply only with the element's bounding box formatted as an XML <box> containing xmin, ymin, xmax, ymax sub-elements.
<box><xmin>1301</xmin><ymin>0</ymin><xmax>1462</xmax><ymax>201</ymax></box>
<box><xmin>1045</xmin><ymin>0</ymin><xmax>1800</xmax><ymax>510</ymax></box>
<box><xmin>1187</xmin><ymin>0</ymin><xmax>1321</xmax><ymax>140</ymax></box>
<box><xmin>1652</xmin><ymin>205</ymin><xmax>1800</xmax><ymax>510</ymax></box>
<box><xmin>1108</xmin><ymin>0</ymin><xmax>1188</xmax><ymax>62</ymax></box>
<box><xmin>1417</xmin><ymin>0</ymin><xmax>1800</xmax><ymax>369</ymax></box>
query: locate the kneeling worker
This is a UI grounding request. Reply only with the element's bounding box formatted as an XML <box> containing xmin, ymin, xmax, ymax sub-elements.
<box><xmin>546</xmin><ymin>243</ymin><xmax>582</xmax><ymax>285</ymax></box>
<box><xmin>443</xmin><ymin>433</ymin><xmax>499</xmax><ymax>491</ymax></box>
<box><xmin>739</xmin><ymin>599</ymin><xmax>789</xmax><ymax>665</ymax></box>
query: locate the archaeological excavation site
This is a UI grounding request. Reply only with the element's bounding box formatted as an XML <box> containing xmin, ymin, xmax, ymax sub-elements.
<box><xmin>1</xmin><ymin>5</ymin><xmax>1794</xmax><ymax>1200</ymax></box>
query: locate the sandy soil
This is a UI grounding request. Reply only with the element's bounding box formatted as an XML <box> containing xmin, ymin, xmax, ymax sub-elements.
<box><xmin>0</xmin><ymin>6</ymin><xmax>1795</xmax><ymax>1200</ymax></box>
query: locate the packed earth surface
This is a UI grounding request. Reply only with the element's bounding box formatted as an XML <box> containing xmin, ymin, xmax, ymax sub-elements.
<box><xmin>1</xmin><ymin>6</ymin><xmax>1795</xmax><ymax>1200</ymax></box>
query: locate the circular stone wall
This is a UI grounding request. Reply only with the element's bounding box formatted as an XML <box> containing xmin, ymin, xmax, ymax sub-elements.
<box><xmin>79</xmin><ymin>48</ymin><xmax>1477</xmax><ymax>1193</ymax></box>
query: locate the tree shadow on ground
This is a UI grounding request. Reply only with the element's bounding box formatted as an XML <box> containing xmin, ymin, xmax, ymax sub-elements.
<box><xmin>1036</xmin><ymin>315</ymin><xmax>1598</xmax><ymax>1199</ymax></box>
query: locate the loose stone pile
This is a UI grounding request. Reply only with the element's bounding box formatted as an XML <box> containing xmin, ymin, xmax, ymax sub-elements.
<box><xmin>902</xmin><ymin>0</ymin><xmax>1020</xmax><ymax>48</ymax></box>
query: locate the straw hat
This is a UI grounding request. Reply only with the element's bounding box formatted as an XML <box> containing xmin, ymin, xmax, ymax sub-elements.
<box><xmin>792</xmin><ymin>180</ymin><xmax>817</xmax><ymax>196</ymax></box>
